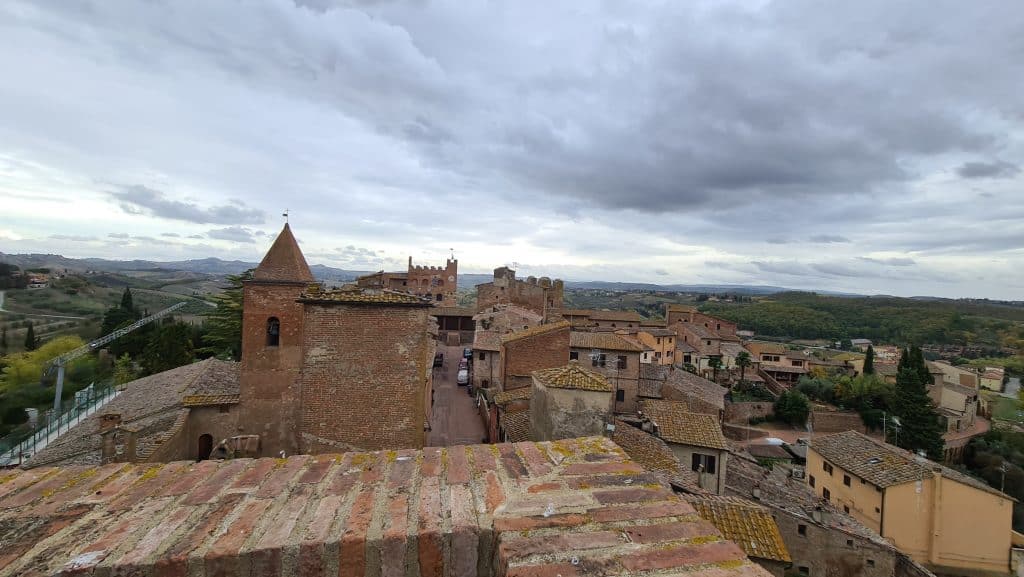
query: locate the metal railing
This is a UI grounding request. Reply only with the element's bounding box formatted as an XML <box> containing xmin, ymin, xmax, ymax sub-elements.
<box><xmin>0</xmin><ymin>381</ymin><xmax>119</xmax><ymax>467</ymax></box>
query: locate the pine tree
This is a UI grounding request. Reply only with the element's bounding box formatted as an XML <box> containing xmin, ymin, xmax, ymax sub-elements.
<box><xmin>24</xmin><ymin>322</ymin><xmax>37</xmax><ymax>351</ymax></box>
<box><xmin>863</xmin><ymin>345</ymin><xmax>875</xmax><ymax>375</ymax></box>
<box><xmin>198</xmin><ymin>270</ymin><xmax>251</xmax><ymax>360</ymax></box>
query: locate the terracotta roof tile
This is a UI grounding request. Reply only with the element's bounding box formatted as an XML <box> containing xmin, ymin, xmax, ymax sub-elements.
<box><xmin>692</xmin><ymin>496</ymin><xmax>791</xmax><ymax>563</ymax></box>
<box><xmin>181</xmin><ymin>394</ymin><xmax>240</xmax><ymax>407</ymax></box>
<box><xmin>299</xmin><ymin>286</ymin><xmax>432</xmax><ymax>306</ymax></box>
<box><xmin>664</xmin><ymin>369</ymin><xmax>727</xmax><ymax>412</ymax></box>
<box><xmin>640</xmin><ymin>400</ymin><xmax>728</xmax><ymax>450</ymax></box>
<box><xmin>473</xmin><ymin>331</ymin><xmax>503</xmax><ymax>351</ymax></box>
<box><xmin>253</xmin><ymin>223</ymin><xmax>314</xmax><ymax>282</ymax></box>
<box><xmin>501</xmin><ymin>320</ymin><xmax>570</xmax><ymax>344</ymax></box>
<box><xmin>611</xmin><ymin>420</ymin><xmax>703</xmax><ymax>493</ymax></box>
<box><xmin>493</xmin><ymin>387</ymin><xmax>532</xmax><ymax>405</ymax></box>
<box><xmin>500</xmin><ymin>409</ymin><xmax>532</xmax><ymax>442</ymax></box>
<box><xmin>533</xmin><ymin>362</ymin><xmax>612</xmax><ymax>392</ymax></box>
<box><xmin>570</xmin><ymin>331</ymin><xmax>644</xmax><ymax>352</ymax></box>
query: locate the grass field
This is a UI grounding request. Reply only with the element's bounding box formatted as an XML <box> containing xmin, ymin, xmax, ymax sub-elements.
<box><xmin>988</xmin><ymin>393</ymin><xmax>1024</xmax><ymax>425</ymax></box>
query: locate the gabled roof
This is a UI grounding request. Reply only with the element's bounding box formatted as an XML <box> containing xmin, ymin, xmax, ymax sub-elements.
<box><xmin>500</xmin><ymin>409</ymin><xmax>532</xmax><ymax>442</ymax></box>
<box><xmin>664</xmin><ymin>369</ymin><xmax>727</xmax><ymax>412</ymax></box>
<box><xmin>253</xmin><ymin>223</ymin><xmax>314</xmax><ymax>282</ymax></box>
<box><xmin>533</xmin><ymin>362</ymin><xmax>612</xmax><ymax>392</ymax></box>
<box><xmin>639</xmin><ymin>400</ymin><xmax>728</xmax><ymax>450</ymax></box>
<box><xmin>570</xmin><ymin>331</ymin><xmax>644</xmax><ymax>352</ymax></box>
<box><xmin>473</xmin><ymin>331</ymin><xmax>503</xmax><ymax>352</ymax></box>
<box><xmin>611</xmin><ymin>420</ymin><xmax>703</xmax><ymax>493</ymax></box>
<box><xmin>691</xmin><ymin>496</ymin><xmax>791</xmax><ymax>563</ymax></box>
<box><xmin>810</xmin><ymin>430</ymin><xmax>1010</xmax><ymax>499</ymax></box>
<box><xmin>501</xmin><ymin>321</ymin><xmax>570</xmax><ymax>344</ymax></box>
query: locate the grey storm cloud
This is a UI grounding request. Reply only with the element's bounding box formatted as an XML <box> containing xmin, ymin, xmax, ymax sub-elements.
<box><xmin>957</xmin><ymin>161</ymin><xmax>1021</xmax><ymax>179</ymax></box>
<box><xmin>108</xmin><ymin>233</ymin><xmax>130</xmax><ymax>239</ymax></box>
<box><xmin>111</xmin><ymin>185</ymin><xmax>265</xmax><ymax>225</ymax></box>
<box><xmin>207</xmin><ymin>226</ymin><xmax>258</xmax><ymax>243</ymax></box>
<box><xmin>809</xmin><ymin>235</ymin><xmax>851</xmax><ymax>244</ymax></box>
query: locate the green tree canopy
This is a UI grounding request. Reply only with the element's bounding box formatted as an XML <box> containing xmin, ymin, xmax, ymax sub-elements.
<box><xmin>142</xmin><ymin>320</ymin><xmax>195</xmax><ymax>375</ymax></box>
<box><xmin>774</xmin><ymin>389</ymin><xmax>810</xmax><ymax>426</ymax></box>
<box><xmin>23</xmin><ymin>322</ymin><xmax>37</xmax><ymax>351</ymax></box>
<box><xmin>892</xmin><ymin>365</ymin><xmax>945</xmax><ymax>460</ymax></box>
<box><xmin>198</xmin><ymin>270</ymin><xmax>251</xmax><ymax>360</ymax></box>
<box><xmin>863</xmin><ymin>345</ymin><xmax>875</xmax><ymax>375</ymax></box>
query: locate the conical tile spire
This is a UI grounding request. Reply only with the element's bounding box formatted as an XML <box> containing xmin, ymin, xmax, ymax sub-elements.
<box><xmin>253</xmin><ymin>223</ymin><xmax>314</xmax><ymax>282</ymax></box>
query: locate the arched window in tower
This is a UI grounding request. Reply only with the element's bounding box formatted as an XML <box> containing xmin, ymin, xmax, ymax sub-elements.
<box><xmin>267</xmin><ymin>317</ymin><xmax>280</xmax><ymax>347</ymax></box>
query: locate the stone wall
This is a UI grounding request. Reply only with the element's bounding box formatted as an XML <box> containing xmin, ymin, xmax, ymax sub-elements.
<box><xmin>770</xmin><ymin>506</ymin><xmax>899</xmax><ymax>577</ymax></box>
<box><xmin>810</xmin><ymin>410</ymin><xmax>868</xmax><ymax>434</ymax></box>
<box><xmin>0</xmin><ymin>437</ymin><xmax>769</xmax><ymax>577</ymax></box>
<box><xmin>299</xmin><ymin>303</ymin><xmax>433</xmax><ymax>452</ymax></box>
<box><xmin>530</xmin><ymin>381</ymin><xmax>613</xmax><ymax>441</ymax></box>
<box><xmin>476</xmin><ymin>267</ymin><xmax>564</xmax><ymax>314</ymax></box>
<box><xmin>725</xmin><ymin>402</ymin><xmax>774</xmax><ymax>425</ymax></box>
<box><xmin>186</xmin><ymin>405</ymin><xmax>241</xmax><ymax>460</ymax></box>
<box><xmin>723</xmin><ymin>423</ymin><xmax>770</xmax><ymax>442</ymax></box>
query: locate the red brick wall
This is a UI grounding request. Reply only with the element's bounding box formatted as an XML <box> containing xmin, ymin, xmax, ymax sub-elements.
<box><xmin>238</xmin><ymin>280</ymin><xmax>307</xmax><ymax>457</ymax></box>
<box><xmin>499</xmin><ymin>326</ymin><xmax>570</xmax><ymax>390</ymax></box>
<box><xmin>407</xmin><ymin>258</ymin><xmax>458</xmax><ymax>306</ymax></box>
<box><xmin>299</xmin><ymin>303</ymin><xmax>432</xmax><ymax>452</ymax></box>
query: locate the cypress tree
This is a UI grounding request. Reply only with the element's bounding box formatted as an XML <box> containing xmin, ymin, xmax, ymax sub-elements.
<box><xmin>863</xmin><ymin>345</ymin><xmax>875</xmax><ymax>375</ymax></box>
<box><xmin>0</xmin><ymin>327</ymin><xmax>6</xmax><ymax>353</ymax></box>
<box><xmin>120</xmin><ymin>287</ymin><xmax>135</xmax><ymax>313</ymax></box>
<box><xmin>892</xmin><ymin>364</ymin><xmax>945</xmax><ymax>460</ymax></box>
<box><xmin>24</xmin><ymin>322</ymin><xmax>37</xmax><ymax>351</ymax></box>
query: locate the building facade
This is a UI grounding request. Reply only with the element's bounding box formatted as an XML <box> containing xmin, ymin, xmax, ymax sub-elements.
<box><xmin>476</xmin><ymin>266</ymin><xmax>563</xmax><ymax>315</ymax></box>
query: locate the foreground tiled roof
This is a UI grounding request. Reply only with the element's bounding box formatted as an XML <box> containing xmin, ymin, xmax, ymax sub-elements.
<box><xmin>810</xmin><ymin>430</ymin><xmax>1010</xmax><ymax>498</ymax></box>
<box><xmin>570</xmin><ymin>331</ymin><xmax>645</xmax><ymax>352</ymax></box>
<box><xmin>493</xmin><ymin>386</ymin><xmax>532</xmax><ymax>405</ymax></box>
<box><xmin>533</xmin><ymin>362</ymin><xmax>613</xmax><ymax>392</ymax></box>
<box><xmin>640</xmin><ymin>400</ymin><xmax>729</xmax><ymax>450</ymax></box>
<box><xmin>692</xmin><ymin>496</ymin><xmax>791</xmax><ymax>563</ymax></box>
<box><xmin>0</xmin><ymin>437</ymin><xmax>768</xmax><ymax>577</ymax></box>
<box><xmin>252</xmin><ymin>223</ymin><xmax>315</xmax><ymax>282</ymax></box>
<box><xmin>501</xmin><ymin>320</ymin><xmax>570</xmax><ymax>344</ymax></box>
<box><xmin>27</xmin><ymin>359</ymin><xmax>239</xmax><ymax>468</ymax></box>
<box><xmin>299</xmin><ymin>286</ymin><xmax>432</xmax><ymax>306</ymax></box>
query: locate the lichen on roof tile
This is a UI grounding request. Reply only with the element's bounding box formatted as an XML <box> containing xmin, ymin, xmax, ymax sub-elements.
<box><xmin>692</xmin><ymin>495</ymin><xmax>791</xmax><ymax>563</ymax></box>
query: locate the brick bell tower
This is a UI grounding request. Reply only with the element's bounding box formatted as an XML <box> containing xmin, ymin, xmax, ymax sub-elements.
<box><xmin>237</xmin><ymin>223</ymin><xmax>314</xmax><ymax>457</ymax></box>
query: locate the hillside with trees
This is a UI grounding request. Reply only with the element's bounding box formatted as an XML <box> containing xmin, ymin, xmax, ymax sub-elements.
<box><xmin>699</xmin><ymin>292</ymin><xmax>1024</xmax><ymax>350</ymax></box>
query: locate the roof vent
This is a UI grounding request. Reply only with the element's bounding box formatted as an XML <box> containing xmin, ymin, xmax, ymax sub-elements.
<box><xmin>866</xmin><ymin>457</ymin><xmax>882</xmax><ymax>465</ymax></box>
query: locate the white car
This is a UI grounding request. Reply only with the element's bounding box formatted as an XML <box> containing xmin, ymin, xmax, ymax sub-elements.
<box><xmin>457</xmin><ymin>369</ymin><xmax>469</xmax><ymax>385</ymax></box>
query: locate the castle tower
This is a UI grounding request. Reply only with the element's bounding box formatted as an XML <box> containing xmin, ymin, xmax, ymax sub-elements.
<box><xmin>238</xmin><ymin>223</ymin><xmax>314</xmax><ymax>457</ymax></box>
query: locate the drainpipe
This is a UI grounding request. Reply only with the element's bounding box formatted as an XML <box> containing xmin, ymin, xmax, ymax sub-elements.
<box><xmin>930</xmin><ymin>468</ymin><xmax>942</xmax><ymax>566</ymax></box>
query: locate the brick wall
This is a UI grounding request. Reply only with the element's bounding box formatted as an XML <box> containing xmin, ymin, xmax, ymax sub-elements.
<box><xmin>810</xmin><ymin>411</ymin><xmax>868</xmax><ymax>434</ymax></box>
<box><xmin>239</xmin><ymin>280</ymin><xmax>307</xmax><ymax>457</ymax></box>
<box><xmin>500</xmin><ymin>326</ymin><xmax>569</xmax><ymax>390</ymax></box>
<box><xmin>724</xmin><ymin>402</ymin><xmax>774</xmax><ymax>425</ymax></box>
<box><xmin>477</xmin><ymin>268</ymin><xmax>564</xmax><ymax>314</ymax></box>
<box><xmin>571</xmin><ymin>349</ymin><xmax>642</xmax><ymax>414</ymax></box>
<box><xmin>770</xmin><ymin>506</ymin><xmax>899</xmax><ymax>577</ymax></box>
<box><xmin>299</xmin><ymin>303</ymin><xmax>432</xmax><ymax>452</ymax></box>
<box><xmin>0</xmin><ymin>437</ymin><xmax>770</xmax><ymax>577</ymax></box>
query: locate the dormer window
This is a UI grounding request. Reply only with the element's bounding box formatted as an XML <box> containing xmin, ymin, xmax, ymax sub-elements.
<box><xmin>267</xmin><ymin>317</ymin><xmax>280</xmax><ymax>347</ymax></box>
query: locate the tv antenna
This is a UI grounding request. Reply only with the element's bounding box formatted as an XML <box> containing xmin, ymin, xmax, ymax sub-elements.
<box><xmin>282</xmin><ymin>209</ymin><xmax>289</xmax><ymax>223</ymax></box>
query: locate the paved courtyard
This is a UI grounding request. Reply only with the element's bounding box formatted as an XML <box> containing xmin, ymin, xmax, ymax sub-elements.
<box><xmin>426</xmin><ymin>344</ymin><xmax>488</xmax><ymax>446</ymax></box>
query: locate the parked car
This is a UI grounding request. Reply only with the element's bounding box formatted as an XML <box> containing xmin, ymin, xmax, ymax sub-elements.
<box><xmin>458</xmin><ymin>358</ymin><xmax>469</xmax><ymax>371</ymax></box>
<box><xmin>457</xmin><ymin>369</ymin><xmax>469</xmax><ymax>385</ymax></box>
<box><xmin>433</xmin><ymin>352</ymin><xmax>444</xmax><ymax>368</ymax></box>
<box><xmin>463</xmin><ymin>347</ymin><xmax>473</xmax><ymax>360</ymax></box>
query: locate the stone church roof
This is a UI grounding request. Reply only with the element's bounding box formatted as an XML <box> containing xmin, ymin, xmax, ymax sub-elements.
<box><xmin>252</xmin><ymin>223</ymin><xmax>314</xmax><ymax>282</ymax></box>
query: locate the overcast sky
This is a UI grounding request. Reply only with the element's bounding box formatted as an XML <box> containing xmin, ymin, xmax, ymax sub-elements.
<box><xmin>2</xmin><ymin>1</ymin><xmax>1023</xmax><ymax>299</ymax></box>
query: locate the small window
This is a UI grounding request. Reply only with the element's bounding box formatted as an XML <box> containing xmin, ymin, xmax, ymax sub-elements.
<box><xmin>611</xmin><ymin>323</ymin><xmax>616</xmax><ymax>328</ymax></box>
<box><xmin>844</xmin><ymin>505</ymin><xmax>850</xmax><ymax>514</ymax></box>
<box><xmin>592</xmin><ymin>354</ymin><xmax>606</xmax><ymax>368</ymax></box>
<box><xmin>479</xmin><ymin>352</ymin><xmax>486</xmax><ymax>361</ymax></box>
<box><xmin>616</xmin><ymin>390</ymin><xmax>625</xmax><ymax>402</ymax></box>
<box><xmin>436</xmin><ymin>294</ymin><xmax>443</xmax><ymax>301</ymax></box>
<box><xmin>823</xmin><ymin>463</ymin><xmax>834</xmax><ymax>475</ymax></box>
<box><xmin>617</xmin><ymin>355</ymin><xmax>627</xmax><ymax>369</ymax></box>
<box><xmin>874</xmin><ymin>506</ymin><xmax>881</xmax><ymax>513</ymax></box>
<box><xmin>809</xmin><ymin>475</ymin><xmax>815</xmax><ymax>487</ymax></box>
<box><xmin>798</xmin><ymin>567</ymin><xmax>809</xmax><ymax>576</ymax></box>
<box><xmin>219</xmin><ymin>405</ymin><xmax>230</xmax><ymax>414</ymax></box>
<box><xmin>570</xmin><ymin>351</ymin><xmax>579</xmax><ymax>361</ymax></box>
<box><xmin>798</xmin><ymin>524</ymin><xmax>807</xmax><ymax>536</ymax></box>
<box><xmin>823</xmin><ymin>488</ymin><xmax>831</xmax><ymax>501</ymax></box>
<box><xmin>846</xmin><ymin>539</ymin><xmax>854</xmax><ymax>547</ymax></box>
<box><xmin>843</xmin><ymin>475</ymin><xmax>851</xmax><ymax>486</ymax></box>
<box><xmin>266</xmin><ymin>317</ymin><xmax>280</xmax><ymax>347</ymax></box>
<box><xmin>691</xmin><ymin>453</ymin><xmax>717</xmax><ymax>475</ymax></box>
<box><xmin>656</xmin><ymin>337</ymin><xmax>662</xmax><ymax>344</ymax></box>
<box><xmin>866</xmin><ymin>560</ymin><xmax>875</xmax><ymax>568</ymax></box>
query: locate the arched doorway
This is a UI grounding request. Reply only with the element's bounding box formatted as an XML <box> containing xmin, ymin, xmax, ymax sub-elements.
<box><xmin>197</xmin><ymin>434</ymin><xmax>213</xmax><ymax>461</ymax></box>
